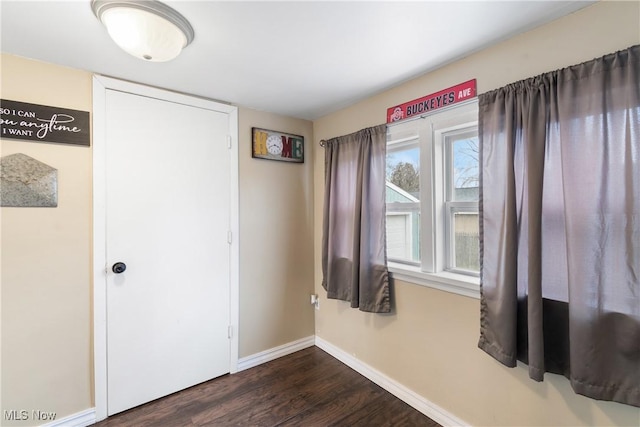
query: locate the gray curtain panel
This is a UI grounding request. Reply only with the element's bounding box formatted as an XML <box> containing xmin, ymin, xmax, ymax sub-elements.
<box><xmin>322</xmin><ymin>124</ymin><xmax>391</xmax><ymax>313</ymax></box>
<box><xmin>478</xmin><ymin>45</ymin><xmax>639</xmax><ymax>407</ymax></box>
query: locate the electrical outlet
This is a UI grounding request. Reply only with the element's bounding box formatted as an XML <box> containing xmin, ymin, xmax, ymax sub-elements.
<box><xmin>310</xmin><ymin>294</ymin><xmax>319</xmax><ymax>309</ymax></box>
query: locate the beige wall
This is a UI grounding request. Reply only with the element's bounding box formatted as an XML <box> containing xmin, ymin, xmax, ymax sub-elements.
<box><xmin>1</xmin><ymin>55</ymin><xmax>315</xmax><ymax>422</ymax></box>
<box><xmin>313</xmin><ymin>1</ymin><xmax>640</xmax><ymax>426</ymax></box>
<box><xmin>237</xmin><ymin>108</ymin><xmax>315</xmax><ymax>357</ymax></box>
<box><xmin>1</xmin><ymin>55</ymin><xmax>93</xmax><ymax>425</ymax></box>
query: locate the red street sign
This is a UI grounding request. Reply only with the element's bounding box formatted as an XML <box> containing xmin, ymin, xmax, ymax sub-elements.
<box><xmin>387</xmin><ymin>79</ymin><xmax>476</xmax><ymax>123</ymax></box>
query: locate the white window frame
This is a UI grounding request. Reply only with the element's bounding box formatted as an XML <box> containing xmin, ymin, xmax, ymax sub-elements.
<box><xmin>443</xmin><ymin>127</ymin><xmax>480</xmax><ymax>276</ymax></box>
<box><xmin>386</xmin><ymin>100</ymin><xmax>480</xmax><ymax>299</ymax></box>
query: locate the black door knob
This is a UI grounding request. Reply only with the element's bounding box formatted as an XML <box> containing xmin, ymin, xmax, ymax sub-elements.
<box><xmin>112</xmin><ymin>262</ymin><xmax>127</xmax><ymax>274</ymax></box>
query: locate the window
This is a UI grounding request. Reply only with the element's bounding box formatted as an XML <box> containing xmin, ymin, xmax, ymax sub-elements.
<box><xmin>444</xmin><ymin>129</ymin><xmax>480</xmax><ymax>274</ymax></box>
<box><xmin>386</xmin><ymin>142</ymin><xmax>420</xmax><ymax>265</ymax></box>
<box><xmin>385</xmin><ymin>101</ymin><xmax>480</xmax><ymax>297</ymax></box>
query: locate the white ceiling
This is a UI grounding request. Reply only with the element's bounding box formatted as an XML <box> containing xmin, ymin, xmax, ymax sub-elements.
<box><xmin>1</xmin><ymin>0</ymin><xmax>594</xmax><ymax>120</ymax></box>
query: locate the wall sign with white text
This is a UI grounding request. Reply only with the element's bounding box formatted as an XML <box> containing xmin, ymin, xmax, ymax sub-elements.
<box><xmin>387</xmin><ymin>79</ymin><xmax>477</xmax><ymax>124</ymax></box>
<box><xmin>0</xmin><ymin>99</ymin><xmax>90</xmax><ymax>146</ymax></box>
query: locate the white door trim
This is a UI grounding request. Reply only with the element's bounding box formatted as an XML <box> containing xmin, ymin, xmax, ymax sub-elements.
<box><xmin>92</xmin><ymin>75</ymin><xmax>239</xmax><ymax>422</ymax></box>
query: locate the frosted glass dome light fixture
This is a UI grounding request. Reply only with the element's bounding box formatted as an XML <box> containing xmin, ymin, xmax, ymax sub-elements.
<box><xmin>91</xmin><ymin>0</ymin><xmax>194</xmax><ymax>62</ymax></box>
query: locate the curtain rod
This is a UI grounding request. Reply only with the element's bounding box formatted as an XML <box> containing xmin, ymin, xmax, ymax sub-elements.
<box><xmin>319</xmin><ymin>121</ymin><xmax>390</xmax><ymax>147</ymax></box>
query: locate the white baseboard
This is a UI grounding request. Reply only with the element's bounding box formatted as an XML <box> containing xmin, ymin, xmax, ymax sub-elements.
<box><xmin>41</xmin><ymin>408</ymin><xmax>95</xmax><ymax>427</ymax></box>
<box><xmin>237</xmin><ymin>335</ymin><xmax>315</xmax><ymax>371</ymax></box>
<box><xmin>315</xmin><ymin>336</ymin><xmax>470</xmax><ymax>427</ymax></box>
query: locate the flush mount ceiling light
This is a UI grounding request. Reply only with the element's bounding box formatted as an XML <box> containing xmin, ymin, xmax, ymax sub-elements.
<box><xmin>91</xmin><ymin>0</ymin><xmax>194</xmax><ymax>62</ymax></box>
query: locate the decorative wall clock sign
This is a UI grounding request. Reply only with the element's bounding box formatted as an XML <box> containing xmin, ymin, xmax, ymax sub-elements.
<box><xmin>252</xmin><ymin>127</ymin><xmax>304</xmax><ymax>163</ymax></box>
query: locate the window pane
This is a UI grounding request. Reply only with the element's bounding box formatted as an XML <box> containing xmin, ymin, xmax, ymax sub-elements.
<box><xmin>386</xmin><ymin>146</ymin><xmax>420</xmax><ymax>263</ymax></box>
<box><xmin>387</xmin><ymin>146</ymin><xmax>420</xmax><ymax>196</ymax></box>
<box><xmin>452</xmin><ymin>136</ymin><xmax>479</xmax><ymax>201</ymax></box>
<box><xmin>453</xmin><ymin>211</ymin><xmax>479</xmax><ymax>272</ymax></box>
<box><xmin>386</xmin><ymin>213</ymin><xmax>417</xmax><ymax>260</ymax></box>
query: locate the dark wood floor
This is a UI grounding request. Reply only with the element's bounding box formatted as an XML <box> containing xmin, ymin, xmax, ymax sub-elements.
<box><xmin>92</xmin><ymin>346</ymin><xmax>440</xmax><ymax>426</ymax></box>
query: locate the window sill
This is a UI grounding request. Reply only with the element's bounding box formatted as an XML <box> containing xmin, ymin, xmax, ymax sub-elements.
<box><xmin>387</xmin><ymin>262</ymin><xmax>480</xmax><ymax>299</ymax></box>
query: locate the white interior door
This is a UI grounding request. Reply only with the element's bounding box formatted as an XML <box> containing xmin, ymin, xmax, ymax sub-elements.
<box><xmin>104</xmin><ymin>89</ymin><xmax>232</xmax><ymax>415</ymax></box>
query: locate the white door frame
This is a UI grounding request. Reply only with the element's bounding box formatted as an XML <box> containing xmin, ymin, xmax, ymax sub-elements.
<box><xmin>92</xmin><ymin>75</ymin><xmax>239</xmax><ymax>422</ymax></box>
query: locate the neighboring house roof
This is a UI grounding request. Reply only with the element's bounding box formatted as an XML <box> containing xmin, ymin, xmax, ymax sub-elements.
<box><xmin>386</xmin><ymin>181</ymin><xmax>419</xmax><ymax>203</ymax></box>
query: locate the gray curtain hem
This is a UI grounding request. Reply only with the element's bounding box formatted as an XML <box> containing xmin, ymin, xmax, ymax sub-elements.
<box><xmin>478</xmin><ymin>337</ymin><xmax>516</xmax><ymax>368</ymax></box>
<box><xmin>571</xmin><ymin>378</ymin><xmax>640</xmax><ymax>408</ymax></box>
<box><xmin>325</xmin><ymin>280</ymin><xmax>391</xmax><ymax>313</ymax></box>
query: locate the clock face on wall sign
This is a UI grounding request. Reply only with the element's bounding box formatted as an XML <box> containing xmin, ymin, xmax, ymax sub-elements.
<box><xmin>251</xmin><ymin>127</ymin><xmax>305</xmax><ymax>163</ymax></box>
<box><xmin>266</xmin><ymin>134</ymin><xmax>283</xmax><ymax>155</ymax></box>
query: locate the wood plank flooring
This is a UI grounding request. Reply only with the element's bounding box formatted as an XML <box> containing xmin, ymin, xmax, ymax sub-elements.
<box><xmin>92</xmin><ymin>346</ymin><xmax>441</xmax><ymax>427</ymax></box>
